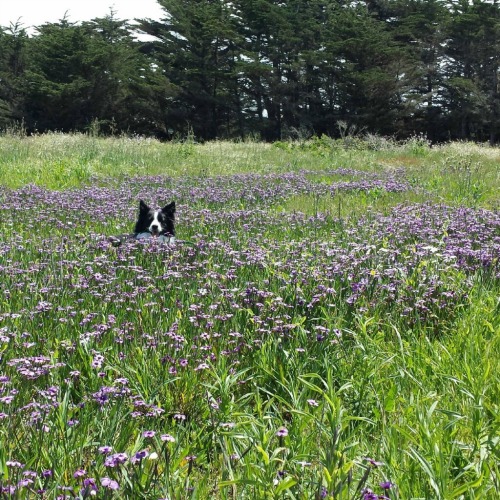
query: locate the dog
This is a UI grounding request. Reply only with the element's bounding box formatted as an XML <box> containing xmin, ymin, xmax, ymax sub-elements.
<box><xmin>109</xmin><ymin>200</ymin><xmax>176</xmax><ymax>246</ymax></box>
<box><xmin>134</xmin><ymin>200</ymin><xmax>176</xmax><ymax>242</ymax></box>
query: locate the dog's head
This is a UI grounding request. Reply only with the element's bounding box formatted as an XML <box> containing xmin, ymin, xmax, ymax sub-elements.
<box><xmin>134</xmin><ymin>200</ymin><xmax>176</xmax><ymax>237</ymax></box>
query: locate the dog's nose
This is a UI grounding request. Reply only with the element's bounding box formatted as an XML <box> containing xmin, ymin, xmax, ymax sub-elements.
<box><xmin>151</xmin><ymin>224</ymin><xmax>159</xmax><ymax>232</ymax></box>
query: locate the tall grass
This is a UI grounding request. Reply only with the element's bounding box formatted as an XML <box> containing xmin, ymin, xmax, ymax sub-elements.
<box><xmin>0</xmin><ymin>133</ymin><xmax>499</xmax><ymax>498</ymax></box>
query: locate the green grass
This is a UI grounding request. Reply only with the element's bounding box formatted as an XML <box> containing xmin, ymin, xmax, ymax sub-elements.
<box><xmin>1</xmin><ymin>132</ymin><xmax>499</xmax><ymax>208</ymax></box>
<box><xmin>0</xmin><ymin>132</ymin><xmax>499</xmax><ymax>498</ymax></box>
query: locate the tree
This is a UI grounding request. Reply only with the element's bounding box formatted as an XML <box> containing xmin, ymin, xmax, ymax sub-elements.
<box><xmin>444</xmin><ymin>0</ymin><xmax>500</xmax><ymax>143</ymax></box>
<box><xmin>24</xmin><ymin>13</ymin><xmax>175</xmax><ymax>135</ymax></box>
<box><xmin>139</xmin><ymin>0</ymin><xmax>244</xmax><ymax>139</ymax></box>
<box><xmin>369</xmin><ymin>0</ymin><xmax>450</xmax><ymax>140</ymax></box>
<box><xmin>0</xmin><ymin>22</ymin><xmax>30</xmax><ymax>128</ymax></box>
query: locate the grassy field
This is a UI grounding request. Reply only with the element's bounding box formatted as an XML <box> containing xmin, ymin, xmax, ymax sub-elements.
<box><xmin>0</xmin><ymin>133</ymin><xmax>499</xmax><ymax>499</ymax></box>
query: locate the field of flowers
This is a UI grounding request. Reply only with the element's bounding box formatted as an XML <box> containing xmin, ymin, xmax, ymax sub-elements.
<box><xmin>0</xmin><ymin>136</ymin><xmax>499</xmax><ymax>499</ymax></box>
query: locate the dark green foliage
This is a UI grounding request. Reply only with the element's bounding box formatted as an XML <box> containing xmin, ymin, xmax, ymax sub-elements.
<box><xmin>0</xmin><ymin>22</ymin><xmax>30</xmax><ymax>128</ymax></box>
<box><xmin>21</xmin><ymin>14</ymin><xmax>175</xmax><ymax>135</ymax></box>
<box><xmin>1</xmin><ymin>1</ymin><xmax>500</xmax><ymax>141</ymax></box>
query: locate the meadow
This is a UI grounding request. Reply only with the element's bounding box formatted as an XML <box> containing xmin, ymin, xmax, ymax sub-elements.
<box><xmin>0</xmin><ymin>132</ymin><xmax>499</xmax><ymax>499</ymax></box>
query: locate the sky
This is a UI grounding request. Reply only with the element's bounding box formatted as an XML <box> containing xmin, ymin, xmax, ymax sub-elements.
<box><xmin>0</xmin><ymin>0</ymin><xmax>165</xmax><ymax>32</ymax></box>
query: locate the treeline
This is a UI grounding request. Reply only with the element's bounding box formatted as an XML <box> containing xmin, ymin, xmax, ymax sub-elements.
<box><xmin>1</xmin><ymin>0</ymin><xmax>499</xmax><ymax>142</ymax></box>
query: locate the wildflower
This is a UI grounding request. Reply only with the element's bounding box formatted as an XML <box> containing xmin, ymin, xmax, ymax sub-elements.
<box><xmin>380</xmin><ymin>480</ymin><xmax>394</xmax><ymax>490</ymax></box>
<box><xmin>18</xmin><ymin>478</ymin><xmax>34</xmax><ymax>487</ymax></box>
<box><xmin>104</xmin><ymin>452</ymin><xmax>128</xmax><ymax>467</ymax></box>
<box><xmin>195</xmin><ymin>362</ymin><xmax>209</xmax><ymax>371</ymax></box>
<box><xmin>73</xmin><ymin>469</ymin><xmax>86</xmax><ymax>478</ymax></box>
<box><xmin>161</xmin><ymin>434</ymin><xmax>175</xmax><ymax>442</ymax></box>
<box><xmin>82</xmin><ymin>478</ymin><xmax>98</xmax><ymax>496</ymax></box>
<box><xmin>276</xmin><ymin>427</ymin><xmax>288</xmax><ymax>437</ymax></box>
<box><xmin>101</xmin><ymin>477</ymin><xmax>119</xmax><ymax>490</ymax></box>
<box><xmin>362</xmin><ymin>489</ymin><xmax>378</xmax><ymax>500</ymax></box>
<box><xmin>131</xmin><ymin>449</ymin><xmax>149</xmax><ymax>464</ymax></box>
<box><xmin>143</xmin><ymin>430</ymin><xmax>156</xmax><ymax>438</ymax></box>
<box><xmin>364</xmin><ymin>457</ymin><xmax>384</xmax><ymax>468</ymax></box>
<box><xmin>6</xmin><ymin>460</ymin><xmax>24</xmax><ymax>468</ymax></box>
<box><xmin>98</xmin><ymin>446</ymin><xmax>112</xmax><ymax>455</ymax></box>
<box><xmin>307</xmin><ymin>399</ymin><xmax>319</xmax><ymax>407</ymax></box>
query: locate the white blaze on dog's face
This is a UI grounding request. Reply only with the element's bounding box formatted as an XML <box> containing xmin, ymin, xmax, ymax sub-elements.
<box><xmin>149</xmin><ymin>210</ymin><xmax>163</xmax><ymax>236</ymax></box>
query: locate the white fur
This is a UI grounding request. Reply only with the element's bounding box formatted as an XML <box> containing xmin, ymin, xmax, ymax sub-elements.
<box><xmin>148</xmin><ymin>210</ymin><xmax>163</xmax><ymax>234</ymax></box>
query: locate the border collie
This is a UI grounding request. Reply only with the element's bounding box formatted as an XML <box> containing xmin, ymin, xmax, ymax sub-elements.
<box><xmin>109</xmin><ymin>200</ymin><xmax>176</xmax><ymax>246</ymax></box>
<box><xmin>134</xmin><ymin>200</ymin><xmax>176</xmax><ymax>243</ymax></box>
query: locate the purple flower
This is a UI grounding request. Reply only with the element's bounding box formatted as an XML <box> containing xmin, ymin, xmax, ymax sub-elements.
<box><xmin>18</xmin><ymin>478</ymin><xmax>34</xmax><ymax>487</ymax></box>
<box><xmin>82</xmin><ymin>478</ymin><xmax>97</xmax><ymax>494</ymax></box>
<box><xmin>380</xmin><ymin>480</ymin><xmax>394</xmax><ymax>490</ymax></box>
<box><xmin>73</xmin><ymin>469</ymin><xmax>86</xmax><ymax>478</ymax></box>
<box><xmin>131</xmin><ymin>449</ymin><xmax>149</xmax><ymax>464</ymax></box>
<box><xmin>362</xmin><ymin>489</ymin><xmax>379</xmax><ymax>500</ymax></box>
<box><xmin>276</xmin><ymin>427</ymin><xmax>288</xmax><ymax>437</ymax></box>
<box><xmin>101</xmin><ymin>477</ymin><xmax>119</xmax><ymax>490</ymax></box>
<box><xmin>98</xmin><ymin>445</ymin><xmax>112</xmax><ymax>455</ymax></box>
<box><xmin>161</xmin><ymin>434</ymin><xmax>176</xmax><ymax>442</ymax></box>
<box><xmin>195</xmin><ymin>362</ymin><xmax>209</xmax><ymax>371</ymax></box>
<box><xmin>142</xmin><ymin>430</ymin><xmax>156</xmax><ymax>438</ymax></box>
<box><xmin>6</xmin><ymin>460</ymin><xmax>24</xmax><ymax>468</ymax></box>
<box><xmin>104</xmin><ymin>452</ymin><xmax>128</xmax><ymax>467</ymax></box>
<box><xmin>364</xmin><ymin>457</ymin><xmax>384</xmax><ymax>468</ymax></box>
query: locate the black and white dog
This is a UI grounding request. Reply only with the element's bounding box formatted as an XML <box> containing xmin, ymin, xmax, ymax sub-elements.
<box><xmin>109</xmin><ymin>200</ymin><xmax>176</xmax><ymax>246</ymax></box>
<box><xmin>134</xmin><ymin>200</ymin><xmax>176</xmax><ymax>243</ymax></box>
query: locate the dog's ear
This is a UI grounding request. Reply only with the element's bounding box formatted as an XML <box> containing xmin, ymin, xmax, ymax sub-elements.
<box><xmin>139</xmin><ymin>200</ymin><xmax>150</xmax><ymax>212</ymax></box>
<box><xmin>162</xmin><ymin>201</ymin><xmax>176</xmax><ymax>214</ymax></box>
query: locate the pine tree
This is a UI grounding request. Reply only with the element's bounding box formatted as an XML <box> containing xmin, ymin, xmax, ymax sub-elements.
<box><xmin>23</xmin><ymin>13</ymin><xmax>174</xmax><ymax>135</ymax></box>
<box><xmin>445</xmin><ymin>0</ymin><xmax>500</xmax><ymax>142</ymax></box>
<box><xmin>0</xmin><ymin>22</ymin><xmax>30</xmax><ymax>128</ymax></box>
<box><xmin>139</xmin><ymin>0</ymin><xmax>243</xmax><ymax>139</ymax></box>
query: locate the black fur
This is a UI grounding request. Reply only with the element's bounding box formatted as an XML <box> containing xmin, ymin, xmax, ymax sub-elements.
<box><xmin>134</xmin><ymin>200</ymin><xmax>176</xmax><ymax>237</ymax></box>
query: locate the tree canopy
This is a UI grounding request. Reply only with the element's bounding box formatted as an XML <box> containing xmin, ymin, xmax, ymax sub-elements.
<box><xmin>1</xmin><ymin>1</ymin><xmax>500</xmax><ymax>142</ymax></box>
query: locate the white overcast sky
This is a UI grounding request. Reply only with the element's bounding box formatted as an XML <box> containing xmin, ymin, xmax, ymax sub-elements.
<box><xmin>0</xmin><ymin>0</ymin><xmax>165</xmax><ymax>31</ymax></box>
